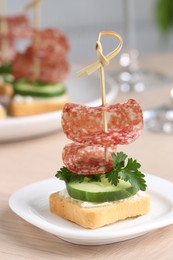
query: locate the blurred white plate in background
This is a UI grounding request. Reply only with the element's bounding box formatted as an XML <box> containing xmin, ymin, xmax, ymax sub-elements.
<box><xmin>0</xmin><ymin>64</ymin><xmax>117</xmax><ymax>142</ymax></box>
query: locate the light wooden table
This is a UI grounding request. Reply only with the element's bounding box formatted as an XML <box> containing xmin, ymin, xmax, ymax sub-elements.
<box><xmin>1</xmin><ymin>53</ymin><xmax>173</xmax><ymax>260</ymax></box>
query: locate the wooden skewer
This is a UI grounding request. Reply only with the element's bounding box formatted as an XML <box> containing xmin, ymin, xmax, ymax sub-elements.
<box><xmin>25</xmin><ymin>0</ymin><xmax>42</xmax><ymax>11</ymax></box>
<box><xmin>77</xmin><ymin>31</ymin><xmax>123</xmax><ymax>78</ymax></box>
<box><xmin>96</xmin><ymin>39</ymin><xmax>109</xmax><ymax>161</ymax></box>
<box><xmin>32</xmin><ymin>0</ymin><xmax>41</xmax><ymax>80</ymax></box>
<box><xmin>76</xmin><ymin>31</ymin><xmax>123</xmax><ymax>161</ymax></box>
<box><xmin>25</xmin><ymin>0</ymin><xmax>42</xmax><ymax>80</ymax></box>
<box><xmin>0</xmin><ymin>0</ymin><xmax>9</xmax><ymax>64</ymax></box>
<box><xmin>100</xmin><ymin>65</ymin><xmax>109</xmax><ymax>161</ymax></box>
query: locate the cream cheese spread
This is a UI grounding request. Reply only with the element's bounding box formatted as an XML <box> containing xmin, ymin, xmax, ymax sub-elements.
<box><xmin>58</xmin><ymin>188</ymin><xmax>148</xmax><ymax>208</ymax></box>
<box><xmin>13</xmin><ymin>93</ymin><xmax>69</xmax><ymax>104</ymax></box>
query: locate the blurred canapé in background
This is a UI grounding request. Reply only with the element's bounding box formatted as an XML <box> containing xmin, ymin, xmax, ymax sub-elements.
<box><xmin>5</xmin><ymin>0</ymin><xmax>173</xmax><ymax>62</ymax></box>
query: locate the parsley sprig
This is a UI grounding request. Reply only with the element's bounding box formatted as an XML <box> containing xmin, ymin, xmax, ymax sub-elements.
<box><xmin>55</xmin><ymin>152</ymin><xmax>147</xmax><ymax>191</ymax></box>
<box><xmin>56</xmin><ymin>167</ymin><xmax>101</xmax><ymax>183</ymax></box>
<box><xmin>105</xmin><ymin>152</ymin><xmax>147</xmax><ymax>191</ymax></box>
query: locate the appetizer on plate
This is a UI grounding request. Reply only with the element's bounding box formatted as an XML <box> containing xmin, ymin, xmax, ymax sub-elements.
<box><xmin>10</xmin><ymin>23</ymin><xmax>70</xmax><ymax>117</ymax></box>
<box><xmin>49</xmin><ymin>99</ymin><xmax>150</xmax><ymax>229</ymax></box>
<box><xmin>0</xmin><ymin>14</ymin><xmax>32</xmax><ymax>110</ymax></box>
<box><xmin>10</xmin><ymin>28</ymin><xmax>70</xmax><ymax>117</ymax></box>
<box><xmin>0</xmin><ymin>1</ymin><xmax>70</xmax><ymax>118</ymax></box>
<box><xmin>10</xmin><ymin>1</ymin><xmax>69</xmax><ymax>116</ymax></box>
<box><xmin>49</xmin><ymin>31</ymin><xmax>150</xmax><ymax>229</ymax></box>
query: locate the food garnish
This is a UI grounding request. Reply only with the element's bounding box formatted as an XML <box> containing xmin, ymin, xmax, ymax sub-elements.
<box><xmin>56</xmin><ymin>151</ymin><xmax>146</xmax><ymax>191</ymax></box>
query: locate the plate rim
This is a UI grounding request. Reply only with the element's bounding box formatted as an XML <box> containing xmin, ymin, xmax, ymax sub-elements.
<box><xmin>9</xmin><ymin>173</ymin><xmax>173</xmax><ymax>242</ymax></box>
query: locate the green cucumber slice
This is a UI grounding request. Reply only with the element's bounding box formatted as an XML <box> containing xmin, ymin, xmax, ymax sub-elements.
<box><xmin>14</xmin><ymin>79</ymin><xmax>66</xmax><ymax>97</ymax></box>
<box><xmin>66</xmin><ymin>179</ymin><xmax>139</xmax><ymax>203</ymax></box>
<box><xmin>0</xmin><ymin>73</ymin><xmax>14</xmax><ymax>84</ymax></box>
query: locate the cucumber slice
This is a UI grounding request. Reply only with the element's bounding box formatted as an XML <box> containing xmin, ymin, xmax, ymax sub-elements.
<box><xmin>0</xmin><ymin>73</ymin><xmax>14</xmax><ymax>84</ymax></box>
<box><xmin>66</xmin><ymin>179</ymin><xmax>139</xmax><ymax>203</ymax></box>
<box><xmin>3</xmin><ymin>73</ymin><xmax>14</xmax><ymax>83</ymax></box>
<box><xmin>14</xmin><ymin>80</ymin><xmax>66</xmax><ymax>97</ymax></box>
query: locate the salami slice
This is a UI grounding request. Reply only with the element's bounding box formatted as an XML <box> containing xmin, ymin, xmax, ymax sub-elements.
<box><xmin>38</xmin><ymin>59</ymin><xmax>69</xmax><ymax>83</ymax></box>
<box><xmin>0</xmin><ymin>40</ymin><xmax>16</xmax><ymax>65</ymax></box>
<box><xmin>12</xmin><ymin>53</ymin><xmax>69</xmax><ymax>82</ymax></box>
<box><xmin>26</xmin><ymin>28</ymin><xmax>69</xmax><ymax>65</ymax></box>
<box><xmin>62</xmin><ymin>143</ymin><xmax>116</xmax><ymax>175</ymax></box>
<box><xmin>0</xmin><ymin>15</ymin><xmax>32</xmax><ymax>39</ymax></box>
<box><xmin>62</xmin><ymin>99</ymin><xmax>143</xmax><ymax>146</ymax></box>
<box><xmin>34</xmin><ymin>28</ymin><xmax>69</xmax><ymax>52</ymax></box>
<box><xmin>12</xmin><ymin>27</ymin><xmax>70</xmax><ymax>82</ymax></box>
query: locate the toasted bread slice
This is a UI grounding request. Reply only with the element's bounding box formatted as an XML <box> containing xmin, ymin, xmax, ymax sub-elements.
<box><xmin>10</xmin><ymin>93</ymin><xmax>69</xmax><ymax>116</ymax></box>
<box><xmin>0</xmin><ymin>84</ymin><xmax>13</xmax><ymax>97</ymax></box>
<box><xmin>0</xmin><ymin>104</ymin><xmax>6</xmax><ymax>119</ymax></box>
<box><xmin>49</xmin><ymin>190</ymin><xmax>150</xmax><ymax>229</ymax></box>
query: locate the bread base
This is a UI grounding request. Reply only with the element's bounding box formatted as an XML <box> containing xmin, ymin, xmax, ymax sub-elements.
<box><xmin>49</xmin><ymin>191</ymin><xmax>150</xmax><ymax>229</ymax></box>
<box><xmin>0</xmin><ymin>104</ymin><xmax>6</xmax><ymax>119</ymax></box>
<box><xmin>0</xmin><ymin>84</ymin><xmax>13</xmax><ymax>96</ymax></box>
<box><xmin>10</xmin><ymin>94</ymin><xmax>69</xmax><ymax>116</ymax></box>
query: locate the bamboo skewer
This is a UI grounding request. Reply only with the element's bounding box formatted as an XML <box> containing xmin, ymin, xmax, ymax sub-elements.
<box><xmin>25</xmin><ymin>0</ymin><xmax>42</xmax><ymax>11</ymax></box>
<box><xmin>96</xmin><ymin>39</ymin><xmax>109</xmax><ymax>161</ymax></box>
<box><xmin>33</xmin><ymin>0</ymin><xmax>41</xmax><ymax>80</ymax></box>
<box><xmin>77</xmin><ymin>31</ymin><xmax>123</xmax><ymax>161</ymax></box>
<box><xmin>0</xmin><ymin>18</ymin><xmax>8</xmax><ymax>63</ymax></box>
<box><xmin>0</xmin><ymin>0</ymin><xmax>9</xmax><ymax>64</ymax></box>
<box><xmin>100</xmin><ymin>65</ymin><xmax>108</xmax><ymax>161</ymax></box>
<box><xmin>77</xmin><ymin>31</ymin><xmax>123</xmax><ymax>78</ymax></box>
<box><xmin>25</xmin><ymin>0</ymin><xmax>42</xmax><ymax>80</ymax></box>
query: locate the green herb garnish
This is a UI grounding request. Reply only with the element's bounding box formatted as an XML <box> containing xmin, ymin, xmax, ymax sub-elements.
<box><xmin>0</xmin><ymin>63</ymin><xmax>12</xmax><ymax>74</ymax></box>
<box><xmin>105</xmin><ymin>152</ymin><xmax>147</xmax><ymax>191</ymax></box>
<box><xmin>55</xmin><ymin>152</ymin><xmax>147</xmax><ymax>191</ymax></box>
<box><xmin>56</xmin><ymin>167</ymin><xmax>101</xmax><ymax>183</ymax></box>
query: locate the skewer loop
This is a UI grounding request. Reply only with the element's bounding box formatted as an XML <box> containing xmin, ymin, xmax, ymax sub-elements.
<box><xmin>76</xmin><ymin>31</ymin><xmax>123</xmax><ymax>77</ymax></box>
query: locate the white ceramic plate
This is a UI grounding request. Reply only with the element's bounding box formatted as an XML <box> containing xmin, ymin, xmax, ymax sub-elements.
<box><xmin>9</xmin><ymin>174</ymin><xmax>173</xmax><ymax>245</ymax></box>
<box><xmin>0</xmin><ymin>64</ymin><xmax>117</xmax><ymax>142</ymax></box>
